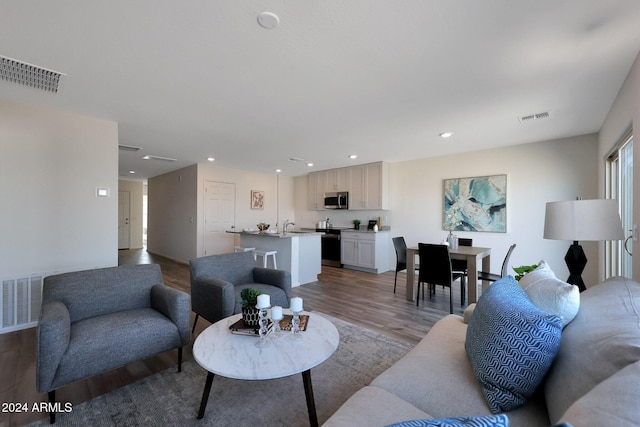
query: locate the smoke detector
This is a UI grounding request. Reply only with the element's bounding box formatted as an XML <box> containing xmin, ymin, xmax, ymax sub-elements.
<box><xmin>257</xmin><ymin>12</ymin><xmax>280</xmax><ymax>29</ymax></box>
<box><xmin>0</xmin><ymin>55</ymin><xmax>65</xmax><ymax>93</ymax></box>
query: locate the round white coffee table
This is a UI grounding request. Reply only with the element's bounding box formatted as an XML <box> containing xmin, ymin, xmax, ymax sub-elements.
<box><xmin>193</xmin><ymin>311</ymin><xmax>339</xmax><ymax>426</ymax></box>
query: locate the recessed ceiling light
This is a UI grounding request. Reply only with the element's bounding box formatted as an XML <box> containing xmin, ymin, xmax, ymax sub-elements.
<box><xmin>307</xmin><ymin>163</ymin><xmax>314</xmax><ymax>167</ymax></box>
<box><xmin>439</xmin><ymin>132</ymin><xmax>453</xmax><ymax>138</ymax></box>
<box><xmin>129</xmin><ymin>170</ymin><xmax>135</xmax><ymax>174</ymax></box>
<box><xmin>348</xmin><ymin>154</ymin><xmax>358</xmax><ymax>159</ymax></box>
<box><xmin>276</xmin><ymin>169</ymin><xmax>282</xmax><ymax>173</ymax></box>
<box><xmin>207</xmin><ymin>157</ymin><xmax>215</xmax><ymax>162</ymax></box>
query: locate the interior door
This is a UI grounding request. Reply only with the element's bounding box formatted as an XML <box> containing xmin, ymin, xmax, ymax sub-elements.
<box><xmin>204</xmin><ymin>181</ymin><xmax>236</xmax><ymax>255</ymax></box>
<box><xmin>118</xmin><ymin>191</ymin><xmax>130</xmax><ymax>249</ymax></box>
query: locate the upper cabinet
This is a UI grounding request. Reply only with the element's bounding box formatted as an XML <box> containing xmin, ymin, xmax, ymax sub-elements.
<box><xmin>324</xmin><ymin>168</ymin><xmax>349</xmax><ymax>192</ymax></box>
<box><xmin>307</xmin><ymin>162</ymin><xmax>389</xmax><ymax>211</ymax></box>
<box><xmin>349</xmin><ymin>162</ymin><xmax>389</xmax><ymax>210</ymax></box>
<box><xmin>307</xmin><ymin>171</ymin><xmax>324</xmax><ymax>210</ymax></box>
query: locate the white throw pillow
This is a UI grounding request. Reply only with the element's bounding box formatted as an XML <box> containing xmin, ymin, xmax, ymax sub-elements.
<box><xmin>518</xmin><ymin>260</ymin><xmax>580</xmax><ymax>327</ymax></box>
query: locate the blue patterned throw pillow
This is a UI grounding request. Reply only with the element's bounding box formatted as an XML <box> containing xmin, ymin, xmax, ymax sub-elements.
<box><xmin>386</xmin><ymin>414</ymin><xmax>508</xmax><ymax>427</ymax></box>
<box><xmin>465</xmin><ymin>276</ymin><xmax>562</xmax><ymax>413</ymax></box>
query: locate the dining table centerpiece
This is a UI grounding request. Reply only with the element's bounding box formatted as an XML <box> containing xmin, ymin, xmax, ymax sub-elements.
<box><xmin>443</xmin><ymin>207</ymin><xmax>461</xmax><ymax>249</ymax></box>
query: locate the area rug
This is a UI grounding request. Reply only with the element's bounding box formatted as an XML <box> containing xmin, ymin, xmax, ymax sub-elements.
<box><xmin>29</xmin><ymin>313</ymin><xmax>414</xmax><ymax>426</ymax></box>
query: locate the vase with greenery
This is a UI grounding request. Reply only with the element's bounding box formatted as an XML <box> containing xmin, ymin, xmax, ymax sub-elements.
<box><xmin>443</xmin><ymin>207</ymin><xmax>461</xmax><ymax>249</ymax></box>
<box><xmin>353</xmin><ymin>219</ymin><xmax>361</xmax><ymax>230</ymax></box>
<box><xmin>241</xmin><ymin>288</ymin><xmax>263</xmax><ymax>326</ymax></box>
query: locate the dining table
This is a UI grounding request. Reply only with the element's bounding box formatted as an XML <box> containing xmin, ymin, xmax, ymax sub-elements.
<box><xmin>405</xmin><ymin>245</ymin><xmax>491</xmax><ymax>304</ymax></box>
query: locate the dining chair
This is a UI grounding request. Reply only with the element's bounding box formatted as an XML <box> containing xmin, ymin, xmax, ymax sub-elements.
<box><xmin>451</xmin><ymin>237</ymin><xmax>472</xmax><ymax>303</ymax></box>
<box><xmin>392</xmin><ymin>237</ymin><xmax>419</xmax><ymax>294</ymax></box>
<box><xmin>417</xmin><ymin>243</ymin><xmax>465</xmax><ymax>314</ymax></box>
<box><xmin>477</xmin><ymin>244</ymin><xmax>517</xmax><ymax>282</ymax></box>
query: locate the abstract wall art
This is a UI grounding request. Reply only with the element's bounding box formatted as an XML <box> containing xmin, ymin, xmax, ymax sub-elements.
<box><xmin>443</xmin><ymin>174</ymin><xmax>507</xmax><ymax>233</ymax></box>
<box><xmin>251</xmin><ymin>190</ymin><xmax>264</xmax><ymax>210</ymax></box>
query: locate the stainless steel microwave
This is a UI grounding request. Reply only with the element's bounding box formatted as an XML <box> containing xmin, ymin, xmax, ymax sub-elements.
<box><xmin>324</xmin><ymin>192</ymin><xmax>348</xmax><ymax>210</ymax></box>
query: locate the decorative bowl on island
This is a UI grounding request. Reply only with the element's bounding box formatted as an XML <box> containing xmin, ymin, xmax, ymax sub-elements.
<box><xmin>257</xmin><ymin>223</ymin><xmax>270</xmax><ymax>232</ymax></box>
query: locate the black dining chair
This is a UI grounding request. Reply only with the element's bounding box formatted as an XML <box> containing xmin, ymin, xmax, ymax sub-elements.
<box><xmin>392</xmin><ymin>237</ymin><xmax>419</xmax><ymax>294</ymax></box>
<box><xmin>417</xmin><ymin>243</ymin><xmax>465</xmax><ymax>314</ymax></box>
<box><xmin>477</xmin><ymin>244</ymin><xmax>517</xmax><ymax>282</ymax></box>
<box><xmin>451</xmin><ymin>237</ymin><xmax>472</xmax><ymax>303</ymax></box>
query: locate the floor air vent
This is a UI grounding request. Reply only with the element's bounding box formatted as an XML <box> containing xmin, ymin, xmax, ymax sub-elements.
<box><xmin>0</xmin><ymin>55</ymin><xmax>65</xmax><ymax>93</ymax></box>
<box><xmin>1</xmin><ymin>275</ymin><xmax>43</xmax><ymax>333</ymax></box>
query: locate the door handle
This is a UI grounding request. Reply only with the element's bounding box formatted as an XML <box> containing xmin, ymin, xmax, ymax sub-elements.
<box><xmin>624</xmin><ymin>235</ymin><xmax>633</xmax><ymax>256</ymax></box>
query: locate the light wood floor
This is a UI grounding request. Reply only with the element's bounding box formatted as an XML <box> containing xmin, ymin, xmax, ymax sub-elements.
<box><xmin>1</xmin><ymin>249</ymin><xmax>463</xmax><ymax>427</ymax></box>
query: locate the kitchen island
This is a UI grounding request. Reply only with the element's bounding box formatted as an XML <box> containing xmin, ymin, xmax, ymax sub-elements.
<box><xmin>238</xmin><ymin>231</ymin><xmax>322</xmax><ymax>287</ymax></box>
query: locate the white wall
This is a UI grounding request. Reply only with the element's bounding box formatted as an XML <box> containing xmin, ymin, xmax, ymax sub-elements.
<box><xmin>0</xmin><ymin>99</ymin><xmax>118</xmax><ymax>277</ymax></box>
<box><xmin>147</xmin><ymin>163</ymin><xmax>294</xmax><ymax>263</ymax></box>
<box><xmin>295</xmin><ymin>134</ymin><xmax>600</xmax><ymax>285</ymax></box>
<box><xmin>118</xmin><ymin>179</ymin><xmax>145</xmax><ymax>249</ymax></box>
<box><xmin>147</xmin><ymin>165</ymin><xmax>198</xmax><ymax>263</ymax></box>
<box><xmin>599</xmin><ymin>51</ymin><xmax>640</xmax><ymax>281</ymax></box>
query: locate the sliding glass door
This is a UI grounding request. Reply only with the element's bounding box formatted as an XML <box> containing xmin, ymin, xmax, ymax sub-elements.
<box><xmin>606</xmin><ymin>133</ymin><xmax>633</xmax><ymax>278</ymax></box>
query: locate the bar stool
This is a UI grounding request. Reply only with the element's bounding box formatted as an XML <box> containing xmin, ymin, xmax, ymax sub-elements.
<box><xmin>254</xmin><ymin>250</ymin><xmax>277</xmax><ymax>269</ymax></box>
<box><xmin>234</xmin><ymin>246</ymin><xmax>256</xmax><ymax>259</ymax></box>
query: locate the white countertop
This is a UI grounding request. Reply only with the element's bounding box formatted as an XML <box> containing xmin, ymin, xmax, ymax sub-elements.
<box><xmin>229</xmin><ymin>230</ymin><xmax>322</xmax><ymax>238</ymax></box>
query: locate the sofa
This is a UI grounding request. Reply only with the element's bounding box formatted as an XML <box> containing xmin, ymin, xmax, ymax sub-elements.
<box><xmin>37</xmin><ymin>264</ymin><xmax>191</xmax><ymax>423</ymax></box>
<box><xmin>189</xmin><ymin>251</ymin><xmax>292</xmax><ymax>331</ymax></box>
<box><xmin>323</xmin><ymin>269</ymin><xmax>640</xmax><ymax>426</ymax></box>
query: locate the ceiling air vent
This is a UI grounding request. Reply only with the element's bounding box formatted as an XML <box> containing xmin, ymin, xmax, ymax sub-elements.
<box><xmin>0</xmin><ymin>55</ymin><xmax>65</xmax><ymax>93</ymax></box>
<box><xmin>118</xmin><ymin>144</ymin><xmax>142</xmax><ymax>152</ymax></box>
<box><xmin>518</xmin><ymin>111</ymin><xmax>551</xmax><ymax>124</ymax></box>
<box><xmin>142</xmin><ymin>155</ymin><xmax>177</xmax><ymax>162</ymax></box>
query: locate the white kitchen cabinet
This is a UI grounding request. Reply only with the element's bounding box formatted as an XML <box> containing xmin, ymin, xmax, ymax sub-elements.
<box><xmin>341</xmin><ymin>230</ymin><xmax>389</xmax><ymax>273</ymax></box>
<box><xmin>324</xmin><ymin>168</ymin><xmax>349</xmax><ymax>192</ymax></box>
<box><xmin>349</xmin><ymin>162</ymin><xmax>389</xmax><ymax>210</ymax></box>
<box><xmin>308</xmin><ymin>162</ymin><xmax>388</xmax><ymax>211</ymax></box>
<box><xmin>307</xmin><ymin>171</ymin><xmax>324</xmax><ymax>210</ymax></box>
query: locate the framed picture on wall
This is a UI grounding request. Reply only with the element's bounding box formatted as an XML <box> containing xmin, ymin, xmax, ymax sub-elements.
<box><xmin>251</xmin><ymin>190</ymin><xmax>264</xmax><ymax>210</ymax></box>
<box><xmin>443</xmin><ymin>174</ymin><xmax>506</xmax><ymax>233</ymax></box>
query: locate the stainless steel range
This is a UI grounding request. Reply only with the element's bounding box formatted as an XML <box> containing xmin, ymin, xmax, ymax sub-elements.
<box><xmin>318</xmin><ymin>228</ymin><xmax>342</xmax><ymax>267</ymax></box>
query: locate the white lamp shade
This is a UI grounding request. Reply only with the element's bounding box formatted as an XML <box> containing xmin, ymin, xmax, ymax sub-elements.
<box><xmin>544</xmin><ymin>199</ymin><xmax>624</xmax><ymax>241</ymax></box>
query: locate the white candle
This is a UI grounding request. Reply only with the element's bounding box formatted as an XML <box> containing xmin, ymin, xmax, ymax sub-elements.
<box><xmin>271</xmin><ymin>305</ymin><xmax>283</xmax><ymax>320</ymax></box>
<box><xmin>290</xmin><ymin>297</ymin><xmax>303</xmax><ymax>312</ymax></box>
<box><xmin>257</xmin><ymin>294</ymin><xmax>270</xmax><ymax>309</ymax></box>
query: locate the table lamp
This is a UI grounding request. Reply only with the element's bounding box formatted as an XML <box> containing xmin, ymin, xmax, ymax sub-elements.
<box><xmin>543</xmin><ymin>199</ymin><xmax>624</xmax><ymax>292</ymax></box>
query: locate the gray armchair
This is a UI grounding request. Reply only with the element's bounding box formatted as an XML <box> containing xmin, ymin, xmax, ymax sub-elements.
<box><xmin>189</xmin><ymin>252</ymin><xmax>291</xmax><ymax>332</ymax></box>
<box><xmin>37</xmin><ymin>264</ymin><xmax>190</xmax><ymax>424</ymax></box>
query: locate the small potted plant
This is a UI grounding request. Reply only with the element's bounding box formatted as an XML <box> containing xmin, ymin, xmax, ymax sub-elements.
<box><xmin>352</xmin><ymin>219</ymin><xmax>361</xmax><ymax>230</ymax></box>
<box><xmin>513</xmin><ymin>264</ymin><xmax>537</xmax><ymax>281</ymax></box>
<box><xmin>240</xmin><ymin>288</ymin><xmax>262</xmax><ymax>326</ymax></box>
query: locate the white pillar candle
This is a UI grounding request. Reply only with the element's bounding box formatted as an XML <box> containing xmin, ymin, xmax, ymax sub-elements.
<box><xmin>257</xmin><ymin>294</ymin><xmax>270</xmax><ymax>309</ymax></box>
<box><xmin>271</xmin><ymin>306</ymin><xmax>283</xmax><ymax>320</ymax></box>
<box><xmin>290</xmin><ymin>297</ymin><xmax>303</xmax><ymax>312</ymax></box>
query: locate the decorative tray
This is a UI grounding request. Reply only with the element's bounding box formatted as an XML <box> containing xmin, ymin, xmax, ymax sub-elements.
<box><xmin>228</xmin><ymin>315</ymin><xmax>309</xmax><ymax>336</ymax></box>
<box><xmin>279</xmin><ymin>314</ymin><xmax>309</xmax><ymax>331</ymax></box>
<box><xmin>229</xmin><ymin>318</ymin><xmax>273</xmax><ymax>336</ymax></box>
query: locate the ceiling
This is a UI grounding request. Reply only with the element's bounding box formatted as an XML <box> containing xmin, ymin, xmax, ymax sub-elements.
<box><xmin>2</xmin><ymin>1</ymin><xmax>640</xmax><ymax>179</ymax></box>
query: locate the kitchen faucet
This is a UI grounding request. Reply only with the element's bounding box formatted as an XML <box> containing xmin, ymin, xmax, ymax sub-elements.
<box><xmin>283</xmin><ymin>219</ymin><xmax>294</xmax><ymax>232</ymax></box>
